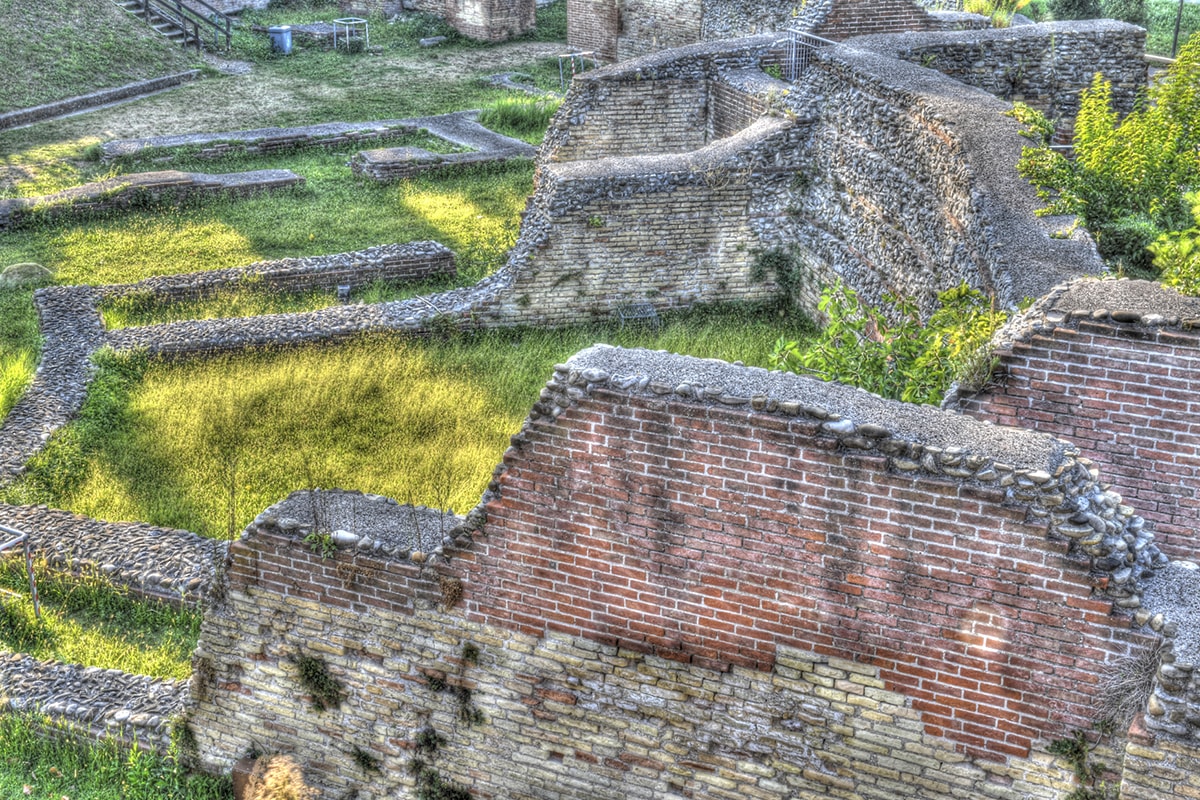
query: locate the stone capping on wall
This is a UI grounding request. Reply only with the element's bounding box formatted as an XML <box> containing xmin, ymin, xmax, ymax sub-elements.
<box><xmin>249</xmin><ymin>488</ymin><xmax>464</xmax><ymax>563</ymax></box>
<box><xmin>97</xmin><ymin>242</ymin><xmax>456</xmax><ymax>304</ymax></box>
<box><xmin>0</xmin><ymin>71</ymin><xmax>202</xmax><ymax>132</ymax></box>
<box><xmin>965</xmin><ymin>277</ymin><xmax>1200</xmax><ymax>364</ymax></box>
<box><xmin>0</xmin><ymin>653</ymin><xmax>187</xmax><ymax>754</ymax></box>
<box><xmin>813</xmin><ymin>31</ymin><xmax>1106</xmax><ymax>307</ymax></box>
<box><xmin>0</xmin><ymin>170</ymin><xmax>305</xmax><ymax>232</ymax></box>
<box><xmin>441</xmin><ymin>344</ymin><xmax>1167</xmax><ymax>606</ymax></box>
<box><xmin>99</xmin><ymin>119</ymin><xmax>427</xmax><ymax>161</ymax></box>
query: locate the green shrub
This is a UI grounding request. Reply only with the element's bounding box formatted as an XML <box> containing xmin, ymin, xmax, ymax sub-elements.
<box><xmin>1050</xmin><ymin>0</ymin><xmax>1103</xmax><ymax>18</ymax></box>
<box><xmin>1151</xmin><ymin>192</ymin><xmax>1200</xmax><ymax>294</ymax></box>
<box><xmin>1014</xmin><ymin>36</ymin><xmax>1200</xmax><ymax>272</ymax></box>
<box><xmin>1103</xmin><ymin>0</ymin><xmax>1146</xmax><ymax>25</ymax></box>
<box><xmin>770</xmin><ymin>282</ymin><xmax>1006</xmax><ymax>405</ymax></box>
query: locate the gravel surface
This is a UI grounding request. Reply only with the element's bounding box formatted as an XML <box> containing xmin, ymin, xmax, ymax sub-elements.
<box><xmin>1143</xmin><ymin>560</ymin><xmax>1200</xmax><ymax>665</ymax></box>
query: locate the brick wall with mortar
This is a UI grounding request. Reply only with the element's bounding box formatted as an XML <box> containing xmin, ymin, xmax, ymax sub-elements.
<box><xmin>186</xmin><ymin>345</ymin><xmax>1169</xmax><ymax>799</ymax></box>
<box><xmin>567</xmin><ymin>0</ymin><xmax>957</xmax><ymax>63</ymax></box>
<box><xmin>959</xmin><ymin>279</ymin><xmax>1200</xmax><ymax>563</ymax></box>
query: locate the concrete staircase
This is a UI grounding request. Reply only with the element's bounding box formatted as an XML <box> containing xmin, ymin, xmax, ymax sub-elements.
<box><xmin>113</xmin><ymin>0</ymin><xmax>232</xmax><ymax>51</ymax></box>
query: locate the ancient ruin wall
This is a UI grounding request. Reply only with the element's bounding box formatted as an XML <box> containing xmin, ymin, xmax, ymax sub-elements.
<box><xmin>508</xmin><ymin>28</ymin><xmax>1116</xmax><ymax>327</ymax></box>
<box><xmin>959</xmin><ymin>279</ymin><xmax>1200</xmax><ymax>562</ymax></box>
<box><xmin>766</xmin><ymin>28</ymin><xmax>1117</xmax><ymax>315</ymax></box>
<box><xmin>885</xmin><ymin>20</ymin><xmax>1147</xmax><ymax>123</ymax></box>
<box><xmin>188</xmin><ymin>346</ymin><xmax>1166</xmax><ymax>799</ymax></box>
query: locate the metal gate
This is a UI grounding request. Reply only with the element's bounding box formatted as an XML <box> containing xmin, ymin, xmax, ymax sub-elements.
<box><xmin>783</xmin><ymin>30</ymin><xmax>837</xmax><ymax>82</ymax></box>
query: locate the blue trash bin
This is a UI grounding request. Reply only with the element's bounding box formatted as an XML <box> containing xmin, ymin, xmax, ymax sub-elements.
<box><xmin>268</xmin><ymin>25</ymin><xmax>292</xmax><ymax>55</ymax></box>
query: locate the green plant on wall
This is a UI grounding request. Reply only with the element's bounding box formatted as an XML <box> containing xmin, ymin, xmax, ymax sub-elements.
<box><xmin>1048</xmin><ymin>723</ymin><xmax>1118</xmax><ymax>800</ymax></box>
<box><xmin>290</xmin><ymin>653</ymin><xmax>346</xmax><ymax>712</ymax></box>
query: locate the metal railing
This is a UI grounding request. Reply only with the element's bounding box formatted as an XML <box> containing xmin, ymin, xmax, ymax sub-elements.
<box><xmin>783</xmin><ymin>30</ymin><xmax>837</xmax><ymax>82</ymax></box>
<box><xmin>129</xmin><ymin>0</ymin><xmax>233</xmax><ymax>52</ymax></box>
<box><xmin>0</xmin><ymin>523</ymin><xmax>40</xmax><ymax>620</ymax></box>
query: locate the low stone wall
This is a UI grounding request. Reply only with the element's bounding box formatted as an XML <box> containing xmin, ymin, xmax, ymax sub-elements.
<box><xmin>99</xmin><ymin>242</ymin><xmax>455</xmax><ymax>304</ymax></box>
<box><xmin>0</xmin><ymin>503</ymin><xmax>224</xmax><ymax>605</ymax></box>
<box><xmin>99</xmin><ymin>120</ymin><xmax>424</xmax><ymax>161</ymax></box>
<box><xmin>0</xmin><ymin>71</ymin><xmax>200</xmax><ymax>131</ymax></box>
<box><xmin>0</xmin><ymin>288</ymin><xmax>104</xmax><ymax>484</ymax></box>
<box><xmin>0</xmin><ymin>170</ymin><xmax>304</xmax><ymax>232</ymax></box>
<box><xmin>350</xmin><ymin>110</ymin><xmax>537</xmax><ymax>181</ymax></box>
<box><xmin>0</xmin><ymin>654</ymin><xmax>187</xmax><ymax>755</ymax></box>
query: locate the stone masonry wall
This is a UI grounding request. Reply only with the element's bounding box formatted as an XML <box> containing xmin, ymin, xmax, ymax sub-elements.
<box><xmin>521</xmin><ymin>30</ymin><xmax>1112</xmax><ymax>328</ymax></box>
<box><xmin>187</xmin><ymin>346</ymin><xmax>1167</xmax><ymax>799</ymax></box>
<box><xmin>960</xmin><ymin>279</ymin><xmax>1200</xmax><ymax>563</ymax></box>
<box><xmin>887</xmin><ymin>20</ymin><xmax>1147</xmax><ymax>122</ymax></box>
<box><xmin>445</xmin><ymin>0</ymin><xmax>537</xmax><ymax>43</ymax></box>
<box><xmin>614</xmin><ymin>0</ymin><xmax>700</xmax><ymax>62</ymax></box>
<box><xmin>542</xmin><ymin>79</ymin><xmax>711</xmax><ymax>162</ymax></box>
<box><xmin>771</xmin><ymin>31</ymin><xmax>1109</xmax><ymax>316</ymax></box>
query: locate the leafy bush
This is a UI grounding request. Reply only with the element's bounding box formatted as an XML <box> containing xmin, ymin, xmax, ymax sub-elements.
<box><xmin>770</xmin><ymin>282</ymin><xmax>1006</xmax><ymax>405</ymax></box>
<box><xmin>965</xmin><ymin>0</ymin><xmax>1033</xmax><ymax>26</ymax></box>
<box><xmin>1013</xmin><ymin>35</ymin><xmax>1200</xmax><ymax>273</ymax></box>
<box><xmin>1102</xmin><ymin>0</ymin><xmax>1146</xmax><ymax>26</ymax></box>
<box><xmin>1049</xmin><ymin>0</ymin><xmax>1103</xmax><ymax>18</ymax></box>
<box><xmin>1150</xmin><ymin>192</ymin><xmax>1200</xmax><ymax>294</ymax></box>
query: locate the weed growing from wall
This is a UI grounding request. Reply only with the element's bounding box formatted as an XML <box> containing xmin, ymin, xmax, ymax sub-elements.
<box><xmin>289</xmin><ymin>653</ymin><xmax>346</xmax><ymax>712</ymax></box>
<box><xmin>351</xmin><ymin>745</ymin><xmax>383</xmax><ymax>775</ymax></box>
<box><xmin>1096</xmin><ymin>641</ymin><xmax>1167</xmax><ymax>728</ymax></box>
<box><xmin>751</xmin><ymin>247</ymin><xmax>804</xmax><ymax>305</ymax></box>
<box><xmin>1048</xmin><ymin>723</ymin><xmax>1118</xmax><ymax>800</ymax></box>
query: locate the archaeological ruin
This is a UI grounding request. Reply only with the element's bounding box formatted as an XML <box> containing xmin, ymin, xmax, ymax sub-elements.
<box><xmin>6</xmin><ymin>9</ymin><xmax>1200</xmax><ymax>800</ymax></box>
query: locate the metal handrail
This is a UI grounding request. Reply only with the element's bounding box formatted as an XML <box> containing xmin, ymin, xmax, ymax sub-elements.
<box><xmin>132</xmin><ymin>0</ymin><xmax>233</xmax><ymax>52</ymax></box>
<box><xmin>0</xmin><ymin>523</ymin><xmax>40</xmax><ymax>620</ymax></box>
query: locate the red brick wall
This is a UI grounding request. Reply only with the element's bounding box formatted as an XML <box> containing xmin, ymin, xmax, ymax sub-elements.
<box><xmin>816</xmin><ymin>0</ymin><xmax>942</xmax><ymax>40</ymax></box>
<box><xmin>962</xmin><ymin>318</ymin><xmax>1200</xmax><ymax>562</ymax></box>
<box><xmin>457</xmin><ymin>388</ymin><xmax>1143</xmax><ymax>762</ymax></box>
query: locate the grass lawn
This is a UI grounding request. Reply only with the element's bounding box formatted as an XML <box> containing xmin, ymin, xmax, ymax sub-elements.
<box><xmin>0</xmin><ymin>0</ymin><xmax>200</xmax><ymax>114</ymax></box>
<box><xmin>0</xmin><ymin>305</ymin><xmax>814</xmax><ymax>540</ymax></box>
<box><xmin>0</xmin><ymin>714</ymin><xmax>231</xmax><ymax>800</ymax></box>
<box><xmin>0</xmin><ymin>558</ymin><xmax>199</xmax><ymax>679</ymax></box>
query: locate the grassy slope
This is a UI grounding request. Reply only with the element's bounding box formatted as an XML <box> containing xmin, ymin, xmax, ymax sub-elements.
<box><xmin>0</xmin><ymin>0</ymin><xmax>199</xmax><ymax>113</ymax></box>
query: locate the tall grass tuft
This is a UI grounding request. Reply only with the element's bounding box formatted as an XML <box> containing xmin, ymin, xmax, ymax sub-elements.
<box><xmin>479</xmin><ymin>96</ymin><xmax>562</xmax><ymax>144</ymax></box>
<box><xmin>0</xmin><ymin>713</ymin><xmax>231</xmax><ymax>800</ymax></box>
<box><xmin>0</xmin><ymin>556</ymin><xmax>201</xmax><ymax>679</ymax></box>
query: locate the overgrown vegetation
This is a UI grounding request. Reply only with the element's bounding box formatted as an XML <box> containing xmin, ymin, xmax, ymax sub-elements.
<box><xmin>0</xmin><ymin>287</ymin><xmax>40</xmax><ymax>418</ymax></box>
<box><xmin>0</xmin><ymin>554</ymin><xmax>199</xmax><ymax>679</ymax></box>
<box><xmin>1013</xmin><ymin>34</ymin><xmax>1200</xmax><ymax>279</ymax></box>
<box><xmin>0</xmin><ymin>304</ymin><xmax>811</xmax><ymax>539</ymax></box>
<box><xmin>964</xmin><ymin>0</ymin><xmax>1034</xmax><ymax>27</ymax></box>
<box><xmin>478</xmin><ymin>96</ymin><xmax>562</xmax><ymax>144</ymax></box>
<box><xmin>245</xmin><ymin>754</ymin><xmax>315</xmax><ymax>800</ymax></box>
<box><xmin>289</xmin><ymin>653</ymin><xmax>346</xmax><ymax>712</ymax></box>
<box><xmin>0</xmin><ymin>713</ymin><xmax>231</xmax><ymax>800</ymax></box>
<box><xmin>770</xmin><ymin>282</ymin><xmax>1007</xmax><ymax>405</ymax></box>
